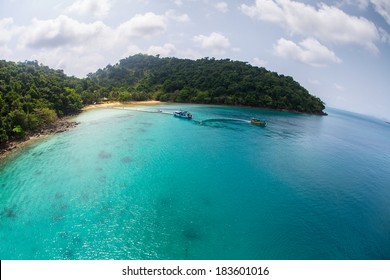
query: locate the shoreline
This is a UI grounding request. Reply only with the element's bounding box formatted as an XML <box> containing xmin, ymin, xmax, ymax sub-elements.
<box><xmin>0</xmin><ymin>99</ymin><xmax>325</xmax><ymax>162</ymax></box>
<box><xmin>0</xmin><ymin>100</ymin><xmax>165</xmax><ymax>162</ymax></box>
<box><xmin>85</xmin><ymin>100</ymin><xmax>327</xmax><ymax>116</ymax></box>
<box><xmin>0</xmin><ymin>119</ymin><xmax>79</xmax><ymax>162</ymax></box>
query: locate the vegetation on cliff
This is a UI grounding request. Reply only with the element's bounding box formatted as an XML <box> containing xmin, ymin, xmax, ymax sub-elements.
<box><xmin>89</xmin><ymin>54</ymin><xmax>325</xmax><ymax>114</ymax></box>
<box><xmin>0</xmin><ymin>60</ymin><xmax>83</xmax><ymax>144</ymax></box>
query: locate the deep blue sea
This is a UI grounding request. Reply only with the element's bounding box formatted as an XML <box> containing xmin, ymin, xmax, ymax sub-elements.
<box><xmin>0</xmin><ymin>104</ymin><xmax>389</xmax><ymax>260</ymax></box>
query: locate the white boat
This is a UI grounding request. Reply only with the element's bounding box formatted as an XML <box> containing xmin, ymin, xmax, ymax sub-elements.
<box><xmin>174</xmin><ymin>110</ymin><xmax>193</xmax><ymax>119</ymax></box>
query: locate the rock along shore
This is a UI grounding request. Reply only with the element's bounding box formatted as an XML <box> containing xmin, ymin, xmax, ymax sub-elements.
<box><xmin>0</xmin><ymin>119</ymin><xmax>79</xmax><ymax>160</ymax></box>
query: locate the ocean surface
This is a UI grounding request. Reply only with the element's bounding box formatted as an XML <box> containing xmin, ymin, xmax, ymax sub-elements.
<box><xmin>0</xmin><ymin>104</ymin><xmax>389</xmax><ymax>260</ymax></box>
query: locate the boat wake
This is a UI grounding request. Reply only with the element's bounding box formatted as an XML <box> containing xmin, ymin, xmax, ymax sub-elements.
<box><xmin>193</xmin><ymin>118</ymin><xmax>253</xmax><ymax>130</ymax></box>
<box><xmin>196</xmin><ymin>118</ymin><xmax>250</xmax><ymax>124</ymax></box>
<box><xmin>111</xmin><ymin>107</ymin><xmax>264</xmax><ymax>127</ymax></box>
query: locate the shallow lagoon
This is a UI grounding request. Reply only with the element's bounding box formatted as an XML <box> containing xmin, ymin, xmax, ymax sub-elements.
<box><xmin>1</xmin><ymin>105</ymin><xmax>389</xmax><ymax>259</ymax></box>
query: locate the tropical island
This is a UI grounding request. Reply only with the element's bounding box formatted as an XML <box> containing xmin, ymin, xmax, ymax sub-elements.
<box><xmin>0</xmin><ymin>54</ymin><xmax>326</xmax><ymax>153</ymax></box>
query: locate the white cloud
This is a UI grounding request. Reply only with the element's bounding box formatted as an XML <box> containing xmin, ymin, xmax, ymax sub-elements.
<box><xmin>178</xmin><ymin>48</ymin><xmax>202</xmax><ymax>59</ymax></box>
<box><xmin>379</xmin><ymin>27</ymin><xmax>390</xmax><ymax>43</ymax></box>
<box><xmin>165</xmin><ymin>10</ymin><xmax>190</xmax><ymax>22</ymax></box>
<box><xmin>0</xmin><ymin>17</ymin><xmax>24</xmax><ymax>57</ymax></box>
<box><xmin>371</xmin><ymin>0</ymin><xmax>390</xmax><ymax>25</ymax></box>
<box><xmin>3</xmin><ymin>10</ymin><xmax>188</xmax><ymax>76</ymax></box>
<box><xmin>122</xmin><ymin>44</ymin><xmax>144</xmax><ymax>58</ymax></box>
<box><xmin>1</xmin><ymin>46</ymin><xmax>13</xmax><ymax>57</ymax></box>
<box><xmin>193</xmin><ymin>32</ymin><xmax>230</xmax><ymax>55</ymax></box>
<box><xmin>241</xmin><ymin>0</ymin><xmax>284</xmax><ymax>21</ymax></box>
<box><xmin>0</xmin><ymin>18</ymin><xmax>15</xmax><ymax>45</ymax></box>
<box><xmin>215</xmin><ymin>2</ymin><xmax>229</xmax><ymax>13</ymax></box>
<box><xmin>308</xmin><ymin>79</ymin><xmax>321</xmax><ymax>85</ymax></box>
<box><xmin>342</xmin><ymin>0</ymin><xmax>390</xmax><ymax>25</ymax></box>
<box><xmin>172</xmin><ymin>0</ymin><xmax>183</xmax><ymax>7</ymax></box>
<box><xmin>340</xmin><ymin>0</ymin><xmax>390</xmax><ymax>43</ymax></box>
<box><xmin>339</xmin><ymin>0</ymin><xmax>370</xmax><ymax>10</ymax></box>
<box><xmin>252</xmin><ymin>57</ymin><xmax>268</xmax><ymax>67</ymax></box>
<box><xmin>20</xmin><ymin>15</ymin><xmax>111</xmax><ymax>49</ymax></box>
<box><xmin>240</xmin><ymin>0</ymin><xmax>381</xmax><ymax>53</ymax></box>
<box><xmin>116</xmin><ymin>10</ymin><xmax>189</xmax><ymax>44</ymax></box>
<box><xmin>66</xmin><ymin>0</ymin><xmax>112</xmax><ymax>19</ymax></box>
<box><xmin>274</xmin><ymin>37</ymin><xmax>342</xmax><ymax>67</ymax></box>
<box><xmin>147</xmin><ymin>43</ymin><xmax>177</xmax><ymax>56</ymax></box>
<box><xmin>14</xmin><ymin>15</ymin><xmax>116</xmax><ymax>76</ymax></box>
<box><xmin>117</xmin><ymin>12</ymin><xmax>167</xmax><ymax>40</ymax></box>
<box><xmin>357</xmin><ymin>0</ymin><xmax>370</xmax><ymax>9</ymax></box>
<box><xmin>334</xmin><ymin>83</ymin><xmax>346</xmax><ymax>91</ymax></box>
<box><xmin>31</xmin><ymin>47</ymin><xmax>107</xmax><ymax>76</ymax></box>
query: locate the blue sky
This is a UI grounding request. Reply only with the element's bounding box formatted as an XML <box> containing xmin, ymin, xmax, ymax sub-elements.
<box><xmin>1</xmin><ymin>0</ymin><xmax>389</xmax><ymax>119</ymax></box>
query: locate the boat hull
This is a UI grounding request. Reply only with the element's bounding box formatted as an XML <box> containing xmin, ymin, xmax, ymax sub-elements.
<box><xmin>174</xmin><ymin>111</ymin><xmax>192</xmax><ymax>119</ymax></box>
<box><xmin>251</xmin><ymin>119</ymin><xmax>266</xmax><ymax>126</ymax></box>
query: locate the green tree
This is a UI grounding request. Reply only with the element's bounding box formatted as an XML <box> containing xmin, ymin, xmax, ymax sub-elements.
<box><xmin>64</xmin><ymin>87</ymin><xmax>83</xmax><ymax>114</ymax></box>
<box><xmin>12</xmin><ymin>125</ymin><xmax>25</xmax><ymax>138</ymax></box>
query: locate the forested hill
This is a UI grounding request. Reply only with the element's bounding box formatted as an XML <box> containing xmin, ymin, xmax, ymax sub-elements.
<box><xmin>0</xmin><ymin>60</ymin><xmax>83</xmax><ymax>143</ymax></box>
<box><xmin>1</xmin><ymin>55</ymin><xmax>326</xmax><ymax>144</ymax></box>
<box><xmin>89</xmin><ymin>54</ymin><xmax>325</xmax><ymax>114</ymax></box>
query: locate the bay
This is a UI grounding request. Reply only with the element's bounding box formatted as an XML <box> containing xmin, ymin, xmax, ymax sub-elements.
<box><xmin>0</xmin><ymin>104</ymin><xmax>389</xmax><ymax>259</ymax></box>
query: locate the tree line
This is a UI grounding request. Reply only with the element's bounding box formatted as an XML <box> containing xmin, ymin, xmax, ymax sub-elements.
<box><xmin>89</xmin><ymin>54</ymin><xmax>325</xmax><ymax>113</ymax></box>
<box><xmin>0</xmin><ymin>54</ymin><xmax>326</xmax><ymax>144</ymax></box>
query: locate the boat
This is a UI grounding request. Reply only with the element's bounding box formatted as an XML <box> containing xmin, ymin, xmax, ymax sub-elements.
<box><xmin>250</xmin><ymin>118</ymin><xmax>266</xmax><ymax>126</ymax></box>
<box><xmin>174</xmin><ymin>110</ymin><xmax>193</xmax><ymax>119</ymax></box>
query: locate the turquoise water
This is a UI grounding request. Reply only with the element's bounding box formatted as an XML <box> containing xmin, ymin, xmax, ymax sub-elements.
<box><xmin>1</xmin><ymin>104</ymin><xmax>389</xmax><ymax>260</ymax></box>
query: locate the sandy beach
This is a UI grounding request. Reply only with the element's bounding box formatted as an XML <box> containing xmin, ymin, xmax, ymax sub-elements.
<box><xmin>82</xmin><ymin>100</ymin><xmax>165</xmax><ymax>111</ymax></box>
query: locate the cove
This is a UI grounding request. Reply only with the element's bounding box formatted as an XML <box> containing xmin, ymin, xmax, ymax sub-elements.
<box><xmin>0</xmin><ymin>104</ymin><xmax>389</xmax><ymax>259</ymax></box>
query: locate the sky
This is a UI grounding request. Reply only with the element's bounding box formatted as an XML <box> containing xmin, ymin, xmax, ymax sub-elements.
<box><xmin>1</xmin><ymin>0</ymin><xmax>389</xmax><ymax>119</ymax></box>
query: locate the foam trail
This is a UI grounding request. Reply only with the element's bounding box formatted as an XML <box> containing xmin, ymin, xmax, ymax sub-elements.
<box><xmin>200</xmin><ymin>118</ymin><xmax>250</xmax><ymax>124</ymax></box>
